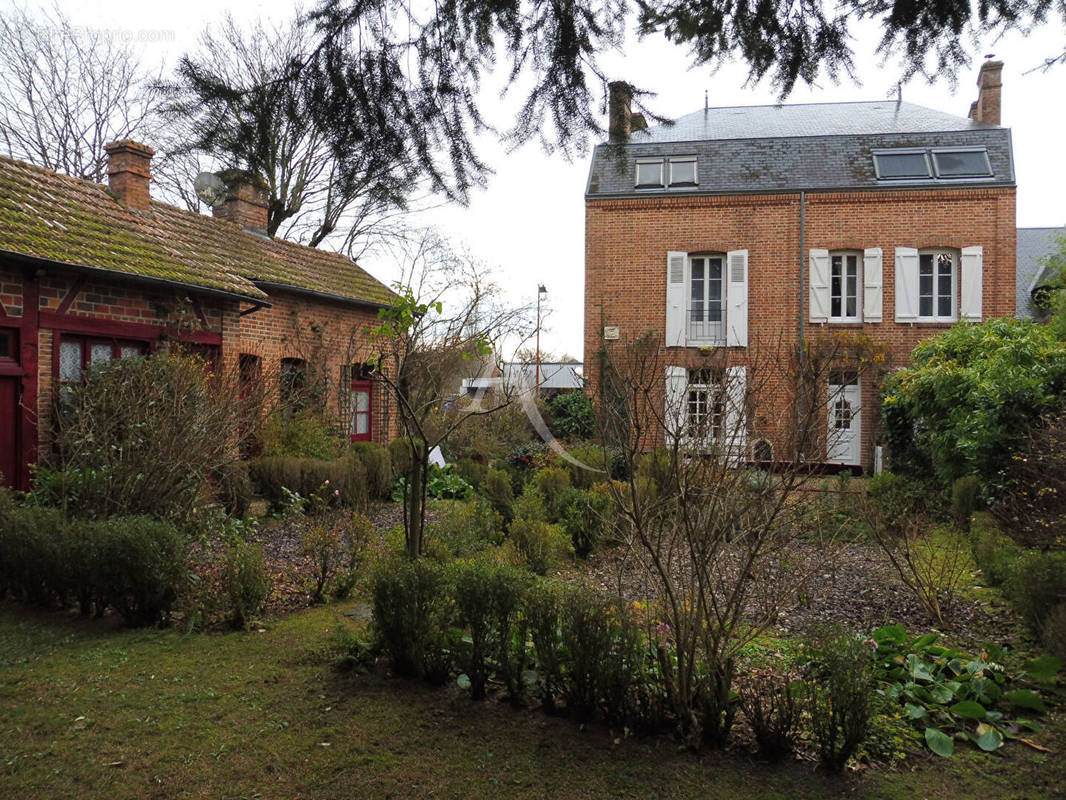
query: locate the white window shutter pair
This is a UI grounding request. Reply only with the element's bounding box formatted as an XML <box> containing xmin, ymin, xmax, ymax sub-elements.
<box><xmin>665</xmin><ymin>250</ymin><xmax>748</xmax><ymax>347</ymax></box>
<box><xmin>960</xmin><ymin>246</ymin><xmax>983</xmax><ymax>321</ymax></box>
<box><xmin>809</xmin><ymin>248</ymin><xmax>883</xmax><ymax>322</ymax></box>
<box><xmin>894</xmin><ymin>245</ymin><xmax>983</xmax><ymax>321</ymax></box>
<box><xmin>663</xmin><ymin>365</ymin><xmax>747</xmax><ymax>458</ymax></box>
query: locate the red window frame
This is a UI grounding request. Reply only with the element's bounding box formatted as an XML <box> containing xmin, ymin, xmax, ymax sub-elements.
<box><xmin>0</xmin><ymin>327</ymin><xmax>19</xmax><ymax>375</ymax></box>
<box><xmin>349</xmin><ymin>381</ymin><xmax>373</xmax><ymax>442</ymax></box>
<box><xmin>56</xmin><ymin>334</ymin><xmax>149</xmax><ymax>383</ymax></box>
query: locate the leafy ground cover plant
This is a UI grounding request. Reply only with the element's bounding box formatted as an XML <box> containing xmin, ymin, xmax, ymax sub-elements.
<box><xmin>870</xmin><ymin>623</ymin><xmax>1061</xmax><ymax>757</ymax></box>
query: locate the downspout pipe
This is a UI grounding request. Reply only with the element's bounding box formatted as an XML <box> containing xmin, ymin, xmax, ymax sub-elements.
<box><xmin>798</xmin><ymin>191</ymin><xmax>806</xmax><ymax>345</ymax></box>
<box><xmin>797</xmin><ymin>191</ymin><xmax>807</xmax><ymax>461</ymax></box>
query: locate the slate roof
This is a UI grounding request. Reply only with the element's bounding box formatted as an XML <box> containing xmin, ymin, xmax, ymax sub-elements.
<box><xmin>0</xmin><ymin>155</ymin><xmax>395</xmax><ymax>306</ymax></box>
<box><xmin>1016</xmin><ymin>227</ymin><xmax>1064</xmax><ymax>318</ymax></box>
<box><xmin>587</xmin><ymin>100</ymin><xmax>1015</xmax><ymax>198</ymax></box>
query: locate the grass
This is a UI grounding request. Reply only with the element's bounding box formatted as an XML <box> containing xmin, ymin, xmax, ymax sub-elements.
<box><xmin>2</xmin><ymin>603</ymin><xmax>1064</xmax><ymax>800</ymax></box>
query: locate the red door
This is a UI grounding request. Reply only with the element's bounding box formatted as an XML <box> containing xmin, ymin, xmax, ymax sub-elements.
<box><xmin>0</xmin><ymin>327</ymin><xmax>20</xmax><ymax>488</ymax></box>
<box><xmin>349</xmin><ymin>381</ymin><xmax>373</xmax><ymax>442</ymax></box>
<box><xmin>0</xmin><ymin>376</ymin><xmax>17</xmax><ymax>489</ymax></box>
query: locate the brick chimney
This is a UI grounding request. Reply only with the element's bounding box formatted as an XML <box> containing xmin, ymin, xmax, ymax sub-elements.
<box><xmin>969</xmin><ymin>60</ymin><xmax>1003</xmax><ymax>125</ymax></box>
<box><xmin>104</xmin><ymin>140</ymin><xmax>154</xmax><ymax>211</ymax></box>
<box><xmin>608</xmin><ymin>81</ymin><xmax>635</xmax><ymax>143</ymax></box>
<box><xmin>212</xmin><ymin>169</ymin><xmax>270</xmax><ymax>235</ymax></box>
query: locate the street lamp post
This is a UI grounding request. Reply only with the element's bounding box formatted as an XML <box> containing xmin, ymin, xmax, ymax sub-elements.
<box><xmin>536</xmin><ymin>283</ymin><xmax>547</xmax><ymax>398</ymax></box>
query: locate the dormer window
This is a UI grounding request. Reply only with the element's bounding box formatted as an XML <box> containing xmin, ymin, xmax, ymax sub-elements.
<box><xmin>668</xmin><ymin>157</ymin><xmax>697</xmax><ymax>187</ymax></box>
<box><xmin>635</xmin><ymin>156</ymin><xmax>699</xmax><ymax>189</ymax></box>
<box><xmin>635</xmin><ymin>159</ymin><xmax>664</xmax><ymax>189</ymax></box>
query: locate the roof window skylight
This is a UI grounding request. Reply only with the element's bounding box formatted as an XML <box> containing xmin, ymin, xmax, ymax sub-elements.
<box><xmin>872</xmin><ymin>150</ymin><xmax>931</xmax><ymax>180</ymax></box>
<box><xmin>931</xmin><ymin>149</ymin><xmax>993</xmax><ymax>178</ymax></box>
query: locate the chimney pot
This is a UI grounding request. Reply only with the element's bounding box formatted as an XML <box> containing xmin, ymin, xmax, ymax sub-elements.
<box><xmin>212</xmin><ymin>169</ymin><xmax>270</xmax><ymax>235</ymax></box>
<box><xmin>970</xmin><ymin>60</ymin><xmax>1003</xmax><ymax>125</ymax></box>
<box><xmin>608</xmin><ymin>81</ymin><xmax>634</xmax><ymax>143</ymax></box>
<box><xmin>104</xmin><ymin>140</ymin><xmax>154</xmax><ymax>211</ymax></box>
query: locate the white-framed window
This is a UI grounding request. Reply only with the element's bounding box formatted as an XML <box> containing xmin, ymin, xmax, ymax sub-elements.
<box><xmin>829</xmin><ymin>251</ymin><xmax>862</xmax><ymax>322</ymax></box>
<box><xmin>635</xmin><ymin>158</ymin><xmax>664</xmax><ymax>189</ymax></box>
<box><xmin>686</xmin><ymin>367</ymin><xmax>726</xmax><ymax>441</ymax></box>
<box><xmin>666</xmin><ymin>249</ymin><xmax>748</xmax><ymax>348</ymax></box>
<box><xmin>688</xmin><ymin>254</ymin><xmax>725</xmax><ymax>343</ymax></box>
<box><xmin>918</xmin><ymin>249</ymin><xmax>957</xmax><ymax>321</ymax></box>
<box><xmin>668</xmin><ymin>157</ymin><xmax>698</xmax><ymax>188</ymax></box>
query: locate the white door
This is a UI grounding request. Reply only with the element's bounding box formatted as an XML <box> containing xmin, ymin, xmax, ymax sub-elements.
<box><xmin>827</xmin><ymin>376</ymin><xmax>861</xmax><ymax>465</ymax></box>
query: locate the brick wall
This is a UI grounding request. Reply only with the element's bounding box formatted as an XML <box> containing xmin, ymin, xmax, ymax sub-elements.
<box><xmin>0</xmin><ymin>265</ymin><xmax>396</xmax><ymax>481</ymax></box>
<box><xmin>584</xmin><ymin>186</ymin><xmax>1017</xmax><ymax>469</ymax></box>
<box><xmin>236</xmin><ymin>290</ymin><xmax>396</xmax><ymax>443</ymax></box>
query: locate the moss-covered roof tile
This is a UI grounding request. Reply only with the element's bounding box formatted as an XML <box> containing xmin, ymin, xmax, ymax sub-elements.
<box><xmin>0</xmin><ymin>156</ymin><xmax>396</xmax><ymax>307</ymax></box>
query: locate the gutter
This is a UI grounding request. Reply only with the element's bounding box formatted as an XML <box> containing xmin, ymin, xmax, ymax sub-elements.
<box><xmin>251</xmin><ymin>280</ymin><xmax>395</xmax><ymax>311</ymax></box>
<box><xmin>0</xmin><ymin>248</ymin><xmax>270</xmax><ymax>306</ymax></box>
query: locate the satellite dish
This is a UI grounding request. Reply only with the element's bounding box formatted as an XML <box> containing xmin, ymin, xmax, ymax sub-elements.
<box><xmin>193</xmin><ymin>172</ymin><xmax>228</xmax><ymax>208</ymax></box>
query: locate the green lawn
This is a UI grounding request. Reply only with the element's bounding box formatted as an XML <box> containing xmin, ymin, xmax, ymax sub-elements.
<box><xmin>1</xmin><ymin>604</ymin><xmax>1063</xmax><ymax>800</ymax></box>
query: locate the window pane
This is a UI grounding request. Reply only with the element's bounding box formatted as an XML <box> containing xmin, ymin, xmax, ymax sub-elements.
<box><xmin>874</xmin><ymin>151</ymin><xmax>931</xmax><ymax>179</ymax></box>
<box><xmin>119</xmin><ymin>345</ymin><xmax>141</xmax><ymax>359</ymax></box>
<box><xmin>690</xmin><ymin>259</ymin><xmax>704</xmax><ymax>322</ymax></box>
<box><xmin>60</xmin><ymin>340</ymin><xmax>82</xmax><ymax>382</ymax></box>
<box><xmin>635</xmin><ymin>161</ymin><xmax>663</xmax><ymax>188</ymax></box>
<box><xmin>932</xmin><ymin>150</ymin><xmax>991</xmax><ymax>178</ymax></box>
<box><xmin>0</xmin><ymin>333</ymin><xmax>9</xmax><ymax>359</ymax></box>
<box><xmin>355</xmin><ymin>391</ymin><xmax>370</xmax><ymax>412</ymax></box>
<box><xmin>669</xmin><ymin>158</ymin><xmax>696</xmax><ymax>187</ymax></box>
<box><xmin>938</xmin><ymin>294</ymin><xmax>952</xmax><ymax>317</ymax></box>
<box><xmin>356</xmin><ymin>414</ymin><xmax>369</xmax><ymax>435</ymax></box>
<box><xmin>90</xmin><ymin>343</ymin><xmax>112</xmax><ymax>365</ymax></box>
<box><xmin>919</xmin><ymin>295</ymin><xmax>933</xmax><ymax>317</ymax></box>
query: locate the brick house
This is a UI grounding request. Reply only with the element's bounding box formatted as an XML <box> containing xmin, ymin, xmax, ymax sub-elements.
<box><xmin>0</xmin><ymin>141</ymin><xmax>396</xmax><ymax>491</ymax></box>
<box><xmin>584</xmin><ymin>62</ymin><xmax>1015</xmax><ymax>471</ymax></box>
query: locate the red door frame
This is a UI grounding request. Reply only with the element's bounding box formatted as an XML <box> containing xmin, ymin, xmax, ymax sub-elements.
<box><xmin>349</xmin><ymin>380</ymin><xmax>373</xmax><ymax>442</ymax></box>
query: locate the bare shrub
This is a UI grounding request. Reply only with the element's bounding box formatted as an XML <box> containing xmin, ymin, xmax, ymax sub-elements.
<box><xmin>862</xmin><ymin>473</ymin><xmax>968</xmax><ymax>626</ymax></box>
<box><xmin>43</xmin><ymin>354</ymin><xmax>248</xmax><ymax>526</ymax></box>
<box><xmin>592</xmin><ymin>331</ymin><xmax>876</xmax><ymax>747</ymax></box>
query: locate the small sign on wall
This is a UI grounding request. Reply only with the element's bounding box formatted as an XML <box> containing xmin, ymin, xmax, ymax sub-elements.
<box><xmin>603</xmin><ymin>325</ymin><xmax>620</xmax><ymax>340</ymax></box>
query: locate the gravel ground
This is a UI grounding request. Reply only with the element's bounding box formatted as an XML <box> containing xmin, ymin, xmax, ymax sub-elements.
<box><xmin>570</xmin><ymin>538</ymin><xmax>1017</xmax><ymax>645</ymax></box>
<box><xmin>200</xmin><ymin>500</ymin><xmax>1016</xmax><ymax>644</ymax></box>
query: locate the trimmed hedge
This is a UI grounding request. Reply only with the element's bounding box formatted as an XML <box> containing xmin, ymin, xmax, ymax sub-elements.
<box><xmin>248</xmin><ymin>454</ymin><xmax>369</xmax><ymax>509</ymax></box>
<box><xmin>0</xmin><ymin>507</ymin><xmax>188</xmax><ymax>626</ymax></box>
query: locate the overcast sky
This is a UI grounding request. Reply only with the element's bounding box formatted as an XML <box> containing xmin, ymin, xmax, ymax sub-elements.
<box><xmin>22</xmin><ymin>0</ymin><xmax>1066</xmax><ymax>358</ymax></box>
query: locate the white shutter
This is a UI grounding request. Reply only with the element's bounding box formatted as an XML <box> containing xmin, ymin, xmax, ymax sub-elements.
<box><xmin>724</xmin><ymin>365</ymin><xmax>747</xmax><ymax>463</ymax></box>
<box><xmin>664</xmin><ymin>366</ymin><xmax>688</xmax><ymax>446</ymax></box>
<box><xmin>726</xmin><ymin>249</ymin><xmax>748</xmax><ymax>347</ymax></box>
<box><xmin>808</xmin><ymin>248</ymin><xmax>830</xmax><ymax>323</ymax></box>
<box><xmin>894</xmin><ymin>247</ymin><xmax>919</xmax><ymax>322</ymax></box>
<box><xmin>665</xmin><ymin>251</ymin><xmax>688</xmax><ymax>347</ymax></box>
<box><xmin>863</xmin><ymin>247</ymin><xmax>883</xmax><ymax>322</ymax></box>
<box><xmin>960</xmin><ymin>245</ymin><xmax>984</xmax><ymax>321</ymax></box>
